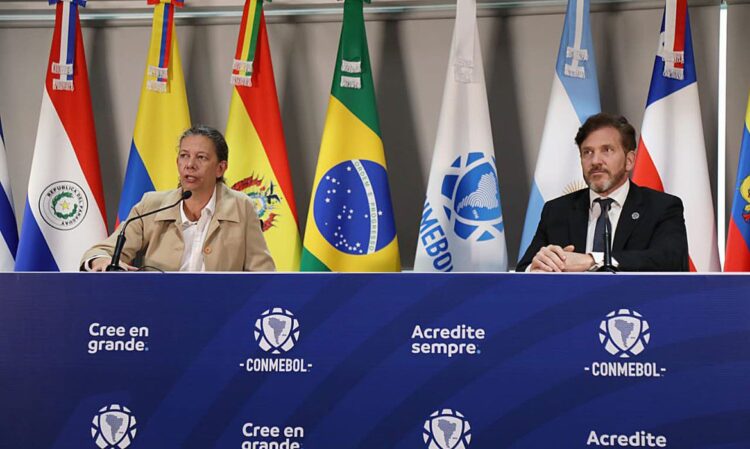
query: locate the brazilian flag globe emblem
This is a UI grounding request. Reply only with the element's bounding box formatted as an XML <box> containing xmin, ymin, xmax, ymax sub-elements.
<box><xmin>301</xmin><ymin>0</ymin><xmax>400</xmax><ymax>272</ymax></box>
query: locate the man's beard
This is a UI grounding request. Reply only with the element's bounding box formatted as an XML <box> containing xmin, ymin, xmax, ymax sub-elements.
<box><xmin>586</xmin><ymin>168</ymin><xmax>627</xmax><ymax>194</ymax></box>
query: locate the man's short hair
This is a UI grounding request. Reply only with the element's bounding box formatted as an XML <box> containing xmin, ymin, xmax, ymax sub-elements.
<box><xmin>575</xmin><ymin>113</ymin><xmax>637</xmax><ymax>153</ymax></box>
<box><xmin>179</xmin><ymin>125</ymin><xmax>229</xmax><ymax>182</ymax></box>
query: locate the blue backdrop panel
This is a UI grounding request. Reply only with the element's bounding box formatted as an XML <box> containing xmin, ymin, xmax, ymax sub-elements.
<box><xmin>0</xmin><ymin>273</ymin><xmax>749</xmax><ymax>449</ymax></box>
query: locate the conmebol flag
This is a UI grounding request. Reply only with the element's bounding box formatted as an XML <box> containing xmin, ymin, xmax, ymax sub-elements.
<box><xmin>632</xmin><ymin>0</ymin><xmax>720</xmax><ymax>272</ymax></box>
<box><xmin>414</xmin><ymin>0</ymin><xmax>506</xmax><ymax>272</ymax></box>
<box><xmin>725</xmin><ymin>92</ymin><xmax>750</xmax><ymax>271</ymax></box>
<box><xmin>225</xmin><ymin>0</ymin><xmax>301</xmax><ymax>271</ymax></box>
<box><xmin>519</xmin><ymin>0</ymin><xmax>601</xmax><ymax>259</ymax></box>
<box><xmin>0</xmin><ymin>116</ymin><xmax>18</xmax><ymax>271</ymax></box>
<box><xmin>15</xmin><ymin>0</ymin><xmax>107</xmax><ymax>271</ymax></box>
<box><xmin>301</xmin><ymin>0</ymin><xmax>400</xmax><ymax>272</ymax></box>
<box><xmin>117</xmin><ymin>0</ymin><xmax>190</xmax><ymax>224</ymax></box>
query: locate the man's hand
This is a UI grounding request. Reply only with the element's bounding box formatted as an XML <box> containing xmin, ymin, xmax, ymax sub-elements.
<box><xmin>88</xmin><ymin>257</ymin><xmax>137</xmax><ymax>272</ymax></box>
<box><xmin>560</xmin><ymin>246</ymin><xmax>596</xmax><ymax>272</ymax></box>
<box><xmin>530</xmin><ymin>245</ymin><xmax>595</xmax><ymax>272</ymax></box>
<box><xmin>530</xmin><ymin>245</ymin><xmax>568</xmax><ymax>272</ymax></box>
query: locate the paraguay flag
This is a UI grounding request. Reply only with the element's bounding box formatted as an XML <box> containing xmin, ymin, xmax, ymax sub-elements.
<box><xmin>519</xmin><ymin>0</ymin><xmax>601</xmax><ymax>259</ymax></box>
<box><xmin>725</xmin><ymin>92</ymin><xmax>750</xmax><ymax>271</ymax></box>
<box><xmin>413</xmin><ymin>0</ymin><xmax>507</xmax><ymax>272</ymax></box>
<box><xmin>301</xmin><ymin>0</ymin><xmax>400</xmax><ymax>272</ymax></box>
<box><xmin>15</xmin><ymin>0</ymin><xmax>107</xmax><ymax>271</ymax></box>
<box><xmin>632</xmin><ymin>0</ymin><xmax>720</xmax><ymax>272</ymax></box>
<box><xmin>225</xmin><ymin>0</ymin><xmax>302</xmax><ymax>271</ymax></box>
<box><xmin>117</xmin><ymin>0</ymin><xmax>190</xmax><ymax>223</ymax></box>
<box><xmin>0</xmin><ymin>116</ymin><xmax>18</xmax><ymax>271</ymax></box>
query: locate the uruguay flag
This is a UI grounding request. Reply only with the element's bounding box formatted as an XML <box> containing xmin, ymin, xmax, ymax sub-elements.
<box><xmin>518</xmin><ymin>0</ymin><xmax>601</xmax><ymax>259</ymax></box>
<box><xmin>15</xmin><ymin>0</ymin><xmax>108</xmax><ymax>271</ymax></box>
<box><xmin>117</xmin><ymin>0</ymin><xmax>190</xmax><ymax>224</ymax></box>
<box><xmin>724</xmin><ymin>92</ymin><xmax>750</xmax><ymax>271</ymax></box>
<box><xmin>0</xmin><ymin>116</ymin><xmax>18</xmax><ymax>271</ymax></box>
<box><xmin>414</xmin><ymin>0</ymin><xmax>507</xmax><ymax>271</ymax></box>
<box><xmin>632</xmin><ymin>0</ymin><xmax>720</xmax><ymax>272</ymax></box>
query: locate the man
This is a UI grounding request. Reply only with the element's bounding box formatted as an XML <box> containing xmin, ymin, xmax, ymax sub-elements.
<box><xmin>517</xmin><ymin>113</ymin><xmax>688</xmax><ymax>272</ymax></box>
<box><xmin>82</xmin><ymin>125</ymin><xmax>275</xmax><ymax>272</ymax></box>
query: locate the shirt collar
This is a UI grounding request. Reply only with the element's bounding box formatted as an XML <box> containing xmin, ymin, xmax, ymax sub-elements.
<box><xmin>180</xmin><ymin>187</ymin><xmax>217</xmax><ymax>225</ymax></box>
<box><xmin>589</xmin><ymin>179</ymin><xmax>630</xmax><ymax>210</ymax></box>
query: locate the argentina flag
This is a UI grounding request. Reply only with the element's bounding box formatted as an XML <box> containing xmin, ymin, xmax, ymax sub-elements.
<box><xmin>414</xmin><ymin>0</ymin><xmax>507</xmax><ymax>272</ymax></box>
<box><xmin>518</xmin><ymin>0</ymin><xmax>601</xmax><ymax>259</ymax></box>
<box><xmin>0</xmin><ymin>116</ymin><xmax>18</xmax><ymax>271</ymax></box>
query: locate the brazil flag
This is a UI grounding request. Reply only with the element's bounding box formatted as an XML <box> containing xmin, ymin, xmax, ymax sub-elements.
<box><xmin>301</xmin><ymin>0</ymin><xmax>400</xmax><ymax>272</ymax></box>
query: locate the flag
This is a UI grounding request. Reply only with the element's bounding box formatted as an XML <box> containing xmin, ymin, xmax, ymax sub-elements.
<box><xmin>117</xmin><ymin>0</ymin><xmax>190</xmax><ymax>224</ymax></box>
<box><xmin>0</xmin><ymin>115</ymin><xmax>18</xmax><ymax>271</ymax></box>
<box><xmin>15</xmin><ymin>0</ymin><xmax>107</xmax><ymax>271</ymax></box>
<box><xmin>224</xmin><ymin>0</ymin><xmax>301</xmax><ymax>271</ymax></box>
<box><xmin>301</xmin><ymin>0</ymin><xmax>400</xmax><ymax>272</ymax></box>
<box><xmin>518</xmin><ymin>0</ymin><xmax>601</xmax><ymax>259</ymax></box>
<box><xmin>413</xmin><ymin>0</ymin><xmax>506</xmax><ymax>272</ymax></box>
<box><xmin>632</xmin><ymin>0</ymin><xmax>720</xmax><ymax>272</ymax></box>
<box><xmin>725</xmin><ymin>92</ymin><xmax>750</xmax><ymax>271</ymax></box>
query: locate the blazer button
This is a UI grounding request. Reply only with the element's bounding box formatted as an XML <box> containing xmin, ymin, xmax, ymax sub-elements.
<box><xmin>204</xmin><ymin>246</ymin><xmax>212</xmax><ymax>255</ymax></box>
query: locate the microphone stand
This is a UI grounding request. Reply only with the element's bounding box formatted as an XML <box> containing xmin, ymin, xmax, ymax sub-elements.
<box><xmin>597</xmin><ymin>202</ymin><xmax>618</xmax><ymax>273</ymax></box>
<box><xmin>106</xmin><ymin>190</ymin><xmax>192</xmax><ymax>271</ymax></box>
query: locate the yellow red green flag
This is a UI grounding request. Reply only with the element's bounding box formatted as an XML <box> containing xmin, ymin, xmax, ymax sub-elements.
<box><xmin>225</xmin><ymin>0</ymin><xmax>301</xmax><ymax>271</ymax></box>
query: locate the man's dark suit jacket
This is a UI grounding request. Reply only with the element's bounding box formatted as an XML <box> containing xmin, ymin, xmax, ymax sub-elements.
<box><xmin>516</xmin><ymin>182</ymin><xmax>689</xmax><ymax>272</ymax></box>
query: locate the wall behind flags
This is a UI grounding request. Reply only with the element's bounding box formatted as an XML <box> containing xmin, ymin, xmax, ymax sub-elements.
<box><xmin>0</xmin><ymin>0</ymin><xmax>735</xmax><ymax>269</ymax></box>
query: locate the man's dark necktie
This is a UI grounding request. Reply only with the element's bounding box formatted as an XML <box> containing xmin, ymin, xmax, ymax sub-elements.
<box><xmin>593</xmin><ymin>198</ymin><xmax>615</xmax><ymax>252</ymax></box>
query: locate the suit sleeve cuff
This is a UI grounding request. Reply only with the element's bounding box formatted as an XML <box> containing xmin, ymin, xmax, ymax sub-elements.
<box><xmin>588</xmin><ymin>252</ymin><xmax>619</xmax><ymax>271</ymax></box>
<box><xmin>82</xmin><ymin>255</ymin><xmax>109</xmax><ymax>272</ymax></box>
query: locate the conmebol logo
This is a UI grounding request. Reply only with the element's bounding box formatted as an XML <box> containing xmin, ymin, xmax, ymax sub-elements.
<box><xmin>91</xmin><ymin>404</ymin><xmax>137</xmax><ymax>449</ymax></box>
<box><xmin>254</xmin><ymin>308</ymin><xmax>300</xmax><ymax>354</ymax></box>
<box><xmin>599</xmin><ymin>309</ymin><xmax>650</xmax><ymax>358</ymax></box>
<box><xmin>423</xmin><ymin>409</ymin><xmax>472</xmax><ymax>449</ymax></box>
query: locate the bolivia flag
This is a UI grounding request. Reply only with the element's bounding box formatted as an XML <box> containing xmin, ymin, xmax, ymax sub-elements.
<box><xmin>117</xmin><ymin>0</ymin><xmax>190</xmax><ymax>223</ymax></box>
<box><xmin>301</xmin><ymin>0</ymin><xmax>400</xmax><ymax>272</ymax></box>
<box><xmin>225</xmin><ymin>0</ymin><xmax>301</xmax><ymax>271</ymax></box>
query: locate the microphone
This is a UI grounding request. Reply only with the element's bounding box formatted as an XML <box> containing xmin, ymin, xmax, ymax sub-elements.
<box><xmin>106</xmin><ymin>190</ymin><xmax>192</xmax><ymax>271</ymax></box>
<box><xmin>597</xmin><ymin>200</ymin><xmax>618</xmax><ymax>273</ymax></box>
